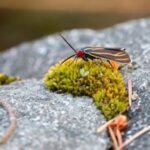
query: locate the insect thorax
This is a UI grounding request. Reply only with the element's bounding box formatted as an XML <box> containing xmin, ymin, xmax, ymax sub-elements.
<box><xmin>76</xmin><ymin>50</ymin><xmax>85</xmax><ymax>58</ymax></box>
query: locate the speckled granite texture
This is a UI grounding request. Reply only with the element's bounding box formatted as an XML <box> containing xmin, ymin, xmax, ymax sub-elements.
<box><xmin>0</xmin><ymin>80</ymin><xmax>109</xmax><ymax>150</ymax></box>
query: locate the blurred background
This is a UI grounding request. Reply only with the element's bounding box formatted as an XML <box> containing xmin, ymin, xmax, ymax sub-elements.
<box><xmin>0</xmin><ymin>0</ymin><xmax>150</xmax><ymax>52</ymax></box>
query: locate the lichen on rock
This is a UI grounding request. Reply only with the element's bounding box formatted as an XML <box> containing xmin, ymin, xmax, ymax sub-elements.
<box><xmin>0</xmin><ymin>73</ymin><xmax>20</xmax><ymax>85</ymax></box>
<box><xmin>44</xmin><ymin>58</ymin><xmax>128</xmax><ymax>119</ymax></box>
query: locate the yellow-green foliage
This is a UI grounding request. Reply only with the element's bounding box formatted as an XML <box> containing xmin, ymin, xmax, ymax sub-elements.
<box><xmin>0</xmin><ymin>73</ymin><xmax>20</xmax><ymax>85</ymax></box>
<box><xmin>44</xmin><ymin>59</ymin><xmax>128</xmax><ymax>120</ymax></box>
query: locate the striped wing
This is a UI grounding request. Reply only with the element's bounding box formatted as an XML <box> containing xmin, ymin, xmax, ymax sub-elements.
<box><xmin>82</xmin><ymin>47</ymin><xmax>131</xmax><ymax>63</ymax></box>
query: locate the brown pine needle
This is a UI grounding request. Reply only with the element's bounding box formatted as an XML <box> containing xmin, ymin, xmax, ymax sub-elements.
<box><xmin>110</xmin><ymin>60</ymin><xmax>120</xmax><ymax>70</ymax></box>
<box><xmin>108</xmin><ymin>126</ymin><xmax>119</xmax><ymax>150</ymax></box>
<box><xmin>116</xmin><ymin>128</ymin><xmax>123</xmax><ymax>148</ymax></box>
<box><xmin>97</xmin><ymin>115</ymin><xmax>128</xmax><ymax>150</ymax></box>
<box><xmin>0</xmin><ymin>99</ymin><xmax>17</xmax><ymax>144</ymax></box>
<box><xmin>128</xmin><ymin>80</ymin><xmax>132</xmax><ymax>107</ymax></box>
<box><xmin>97</xmin><ymin>118</ymin><xmax>116</xmax><ymax>133</ymax></box>
<box><xmin>120</xmin><ymin>126</ymin><xmax>150</xmax><ymax>149</ymax></box>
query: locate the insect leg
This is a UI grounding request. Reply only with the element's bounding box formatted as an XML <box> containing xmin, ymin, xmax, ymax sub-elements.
<box><xmin>98</xmin><ymin>57</ymin><xmax>103</xmax><ymax>62</ymax></box>
<box><xmin>74</xmin><ymin>56</ymin><xmax>78</xmax><ymax>64</ymax></box>
<box><xmin>61</xmin><ymin>54</ymin><xmax>76</xmax><ymax>64</ymax></box>
<box><xmin>107</xmin><ymin>60</ymin><xmax>113</xmax><ymax>68</ymax></box>
<box><xmin>92</xmin><ymin>58</ymin><xmax>103</xmax><ymax>67</ymax></box>
<box><xmin>87</xmin><ymin>58</ymin><xmax>101</xmax><ymax>72</ymax></box>
<box><xmin>67</xmin><ymin>55</ymin><xmax>78</xmax><ymax>66</ymax></box>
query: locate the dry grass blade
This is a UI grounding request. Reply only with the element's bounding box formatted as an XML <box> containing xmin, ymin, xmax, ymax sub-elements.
<box><xmin>0</xmin><ymin>99</ymin><xmax>17</xmax><ymax>144</ymax></box>
<box><xmin>120</xmin><ymin>126</ymin><xmax>150</xmax><ymax>149</ymax></box>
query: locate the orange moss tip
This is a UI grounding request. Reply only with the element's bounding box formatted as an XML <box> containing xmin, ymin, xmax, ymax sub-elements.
<box><xmin>110</xmin><ymin>60</ymin><xmax>120</xmax><ymax>70</ymax></box>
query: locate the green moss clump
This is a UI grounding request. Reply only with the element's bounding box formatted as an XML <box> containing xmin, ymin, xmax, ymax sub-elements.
<box><xmin>44</xmin><ymin>59</ymin><xmax>128</xmax><ymax>120</ymax></box>
<box><xmin>0</xmin><ymin>73</ymin><xmax>20</xmax><ymax>85</ymax></box>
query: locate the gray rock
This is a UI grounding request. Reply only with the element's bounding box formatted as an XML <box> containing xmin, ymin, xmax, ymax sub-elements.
<box><xmin>0</xmin><ymin>18</ymin><xmax>150</xmax><ymax>149</ymax></box>
<box><xmin>0</xmin><ymin>80</ymin><xmax>109</xmax><ymax>150</ymax></box>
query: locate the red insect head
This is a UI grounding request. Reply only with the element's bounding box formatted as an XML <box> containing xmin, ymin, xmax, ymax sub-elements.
<box><xmin>76</xmin><ymin>50</ymin><xmax>85</xmax><ymax>58</ymax></box>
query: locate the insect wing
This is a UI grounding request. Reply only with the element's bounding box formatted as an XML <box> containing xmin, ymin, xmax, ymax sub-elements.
<box><xmin>83</xmin><ymin>47</ymin><xmax>125</xmax><ymax>51</ymax></box>
<box><xmin>82</xmin><ymin>47</ymin><xmax>130</xmax><ymax>63</ymax></box>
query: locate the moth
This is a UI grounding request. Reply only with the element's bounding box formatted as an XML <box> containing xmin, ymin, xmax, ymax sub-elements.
<box><xmin>60</xmin><ymin>34</ymin><xmax>131</xmax><ymax>65</ymax></box>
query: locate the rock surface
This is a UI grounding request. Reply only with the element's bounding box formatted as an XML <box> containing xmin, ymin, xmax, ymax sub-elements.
<box><xmin>0</xmin><ymin>80</ymin><xmax>109</xmax><ymax>150</ymax></box>
<box><xmin>0</xmin><ymin>18</ymin><xmax>150</xmax><ymax>150</ymax></box>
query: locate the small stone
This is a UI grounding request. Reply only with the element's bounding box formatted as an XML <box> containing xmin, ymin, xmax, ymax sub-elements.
<box><xmin>131</xmin><ymin>91</ymin><xmax>139</xmax><ymax>101</ymax></box>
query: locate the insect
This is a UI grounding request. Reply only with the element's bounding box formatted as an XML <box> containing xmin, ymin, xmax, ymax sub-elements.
<box><xmin>60</xmin><ymin>34</ymin><xmax>131</xmax><ymax>65</ymax></box>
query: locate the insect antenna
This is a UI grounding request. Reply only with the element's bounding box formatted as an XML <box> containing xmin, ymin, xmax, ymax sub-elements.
<box><xmin>59</xmin><ymin>34</ymin><xmax>76</xmax><ymax>53</ymax></box>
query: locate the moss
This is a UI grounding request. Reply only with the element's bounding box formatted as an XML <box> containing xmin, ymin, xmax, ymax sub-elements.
<box><xmin>0</xmin><ymin>73</ymin><xmax>20</xmax><ymax>85</ymax></box>
<box><xmin>44</xmin><ymin>59</ymin><xmax>128</xmax><ymax>120</ymax></box>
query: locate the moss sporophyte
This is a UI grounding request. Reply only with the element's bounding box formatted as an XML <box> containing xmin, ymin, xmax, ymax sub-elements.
<box><xmin>44</xmin><ymin>59</ymin><xmax>129</xmax><ymax>120</ymax></box>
